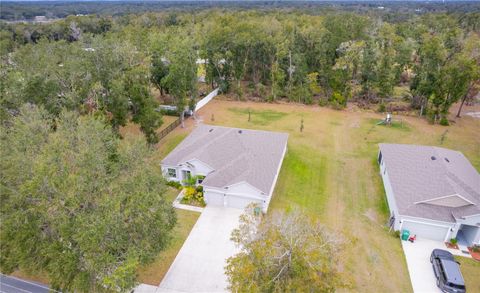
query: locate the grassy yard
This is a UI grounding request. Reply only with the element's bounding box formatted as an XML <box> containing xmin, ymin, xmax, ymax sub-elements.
<box><xmin>456</xmin><ymin>256</ymin><xmax>480</xmax><ymax>293</ymax></box>
<box><xmin>178</xmin><ymin>99</ymin><xmax>479</xmax><ymax>292</ymax></box>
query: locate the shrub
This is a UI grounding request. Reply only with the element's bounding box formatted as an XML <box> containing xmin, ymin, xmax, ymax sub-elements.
<box><xmin>183</xmin><ymin>187</ymin><xmax>196</xmax><ymax>201</ymax></box>
<box><xmin>378</xmin><ymin>103</ymin><xmax>386</xmax><ymax>113</ymax></box>
<box><xmin>472</xmin><ymin>245</ymin><xmax>480</xmax><ymax>252</ymax></box>
<box><xmin>159</xmin><ymin>108</ymin><xmax>179</xmax><ymax>116</ymax></box>
<box><xmin>329</xmin><ymin>91</ymin><xmax>346</xmax><ymax>109</ymax></box>
<box><xmin>450</xmin><ymin>238</ymin><xmax>458</xmax><ymax>245</ymax></box>
<box><xmin>166</xmin><ymin>180</ymin><xmax>182</xmax><ymax>189</ymax></box>
<box><xmin>439</xmin><ymin>117</ymin><xmax>449</xmax><ymax>126</ymax></box>
<box><xmin>318</xmin><ymin>97</ymin><xmax>328</xmax><ymax>107</ymax></box>
<box><xmin>393</xmin><ymin>230</ymin><xmax>401</xmax><ymax>238</ymax></box>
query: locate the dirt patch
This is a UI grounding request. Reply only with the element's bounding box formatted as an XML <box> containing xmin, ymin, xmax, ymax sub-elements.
<box><xmin>363</xmin><ymin>209</ymin><xmax>379</xmax><ymax>224</ymax></box>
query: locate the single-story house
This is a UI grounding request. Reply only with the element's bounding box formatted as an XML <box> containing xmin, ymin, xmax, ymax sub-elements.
<box><xmin>161</xmin><ymin>124</ymin><xmax>288</xmax><ymax>212</ymax></box>
<box><xmin>378</xmin><ymin>143</ymin><xmax>480</xmax><ymax>246</ymax></box>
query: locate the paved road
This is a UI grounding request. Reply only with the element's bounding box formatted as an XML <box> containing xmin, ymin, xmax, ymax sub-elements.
<box><xmin>0</xmin><ymin>275</ymin><xmax>50</xmax><ymax>293</ymax></box>
<box><xmin>158</xmin><ymin>206</ymin><xmax>242</xmax><ymax>293</ymax></box>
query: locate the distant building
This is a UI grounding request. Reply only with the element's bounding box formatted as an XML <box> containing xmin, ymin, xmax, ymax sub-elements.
<box><xmin>34</xmin><ymin>16</ymin><xmax>48</xmax><ymax>22</ymax></box>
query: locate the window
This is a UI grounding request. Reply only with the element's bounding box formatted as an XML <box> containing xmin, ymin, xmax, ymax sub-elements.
<box><xmin>167</xmin><ymin>168</ymin><xmax>177</xmax><ymax>178</ymax></box>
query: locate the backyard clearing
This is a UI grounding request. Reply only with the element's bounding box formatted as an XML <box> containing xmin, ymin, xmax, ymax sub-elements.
<box><xmin>158</xmin><ymin>207</ymin><xmax>243</xmax><ymax>292</ymax></box>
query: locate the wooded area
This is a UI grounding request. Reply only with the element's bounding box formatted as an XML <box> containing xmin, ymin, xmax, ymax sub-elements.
<box><xmin>1</xmin><ymin>7</ymin><xmax>479</xmax><ymax>136</ymax></box>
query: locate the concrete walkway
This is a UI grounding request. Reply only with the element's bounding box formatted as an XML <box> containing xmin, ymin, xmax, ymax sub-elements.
<box><xmin>158</xmin><ymin>206</ymin><xmax>243</xmax><ymax>293</ymax></box>
<box><xmin>401</xmin><ymin>238</ymin><xmax>471</xmax><ymax>293</ymax></box>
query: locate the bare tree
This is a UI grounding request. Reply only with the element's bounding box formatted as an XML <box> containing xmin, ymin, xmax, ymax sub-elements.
<box><xmin>227</xmin><ymin>207</ymin><xmax>344</xmax><ymax>292</ymax></box>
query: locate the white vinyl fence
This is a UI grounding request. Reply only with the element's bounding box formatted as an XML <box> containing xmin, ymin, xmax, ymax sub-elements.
<box><xmin>195</xmin><ymin>88</ymin><xmax>219</xmax><ymax>112</ymax></box>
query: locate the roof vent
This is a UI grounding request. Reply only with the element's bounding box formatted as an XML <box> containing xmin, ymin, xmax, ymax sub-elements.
<box><xmin>431</xmin><ymin>156</ymin><xmax>436</xmax><ymax>160</ymax></box>
<box><xmin>238</xmin><ymin>130</ymin><xmax>242</xmax><ymax>134</ymax></box>
<box><xmin>444</xmin><ymin>158</ymin><xmax>450</xmax><ymax>163</ymax></box>
<box><xmin>209</xmin><ymin>129</ymin><xmax>214</xmax><ymax>132</ymax></box>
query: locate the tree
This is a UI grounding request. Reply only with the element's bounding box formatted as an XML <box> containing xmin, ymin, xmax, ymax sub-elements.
<box><xmin>0</xmin><ymin>105</ymin><xmax>176</xmax><ymax>292</ymax></box>
<box><xmin>226</xmin><ymin>208</ymin><xmax>343</xmax><ymax>292</ymax></box>
<box><xmin>161</xmin><ymin>35</ymin><xmax>197</xmax><ymax>127</ymax></box>
<box><xmin>411</xmin><ymin>33</ymin><xmax>447</xmax><ymax>116</ymax></box>
<box><xmin>455</xmin><ymin>33</ymin><xmax>480</xmax><ymax>118</ymax></box>
<box><xmin>150</xmin><ymin>52</ymin><xmax>169</xmax><ymax>95</ymax></box>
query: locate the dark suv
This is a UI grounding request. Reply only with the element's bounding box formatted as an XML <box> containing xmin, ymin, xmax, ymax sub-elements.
<box><xmin>430</xmin><ymin>249</ymin><xmax>466</xmax><ymax>293</ymax></box>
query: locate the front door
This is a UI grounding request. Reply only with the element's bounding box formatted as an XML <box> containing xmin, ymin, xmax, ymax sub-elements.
<box><xmin>182</xmin><ymin>170</ymin><xmax>191</xmax><ymax>181</ymax></box>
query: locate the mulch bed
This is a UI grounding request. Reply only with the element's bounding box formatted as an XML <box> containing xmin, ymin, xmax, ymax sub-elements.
<box><xmin>445</xmin><ymin>242</ymin><xmax>459</xmax><ymax>250</ymax></box>
<box><xmin>467</xmin><ymin>247</ymin><xmax>480</xmax><ymax>261</ymax></box>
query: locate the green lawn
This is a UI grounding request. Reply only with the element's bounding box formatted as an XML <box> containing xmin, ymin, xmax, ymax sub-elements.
<box><xmin>137</xmin><ymin>207</ymin><xmax>199</xmax><ymax>285</ymax></box>
<box><xmin>456</xmin><ymin>256</ymin><xmax>480</xmax><ymax>293</ymax></box>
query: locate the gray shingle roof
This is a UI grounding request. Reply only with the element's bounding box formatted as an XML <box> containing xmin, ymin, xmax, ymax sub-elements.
<box><xmin>162</xmin><ymin>124</ymin><xmax>289</xmax><ymax>195</ymax></box>
<box><xmin>379</xmin><ymin>144</ymin><xmax>480</xmax><ymax>222</ymax></box>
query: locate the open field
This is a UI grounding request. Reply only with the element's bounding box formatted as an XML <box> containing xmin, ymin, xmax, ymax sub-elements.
<box><xmin>151</xmin><ymin>99</ymin><xmax>479</xmax><ymax>292</ymax></box>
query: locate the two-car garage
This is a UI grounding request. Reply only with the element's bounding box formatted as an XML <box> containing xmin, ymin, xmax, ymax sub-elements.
<box><xmin>204</xmin><ymin>190</ymin><xmax>263</xmax><ymax>210</ymax></box>
<box><xmin>400</xmin><ymin>220</ymin><xmax>451</xmax><ymax>242</ymax></box>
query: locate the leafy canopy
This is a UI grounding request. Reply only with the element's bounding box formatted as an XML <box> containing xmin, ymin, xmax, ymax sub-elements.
<box><xmin>0</xmin><ymin>105</ymin><xmax>176</xmax><ymax>292</ymax></box>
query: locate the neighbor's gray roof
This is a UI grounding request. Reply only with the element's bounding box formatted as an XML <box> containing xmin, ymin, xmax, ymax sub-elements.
<box><xmin>162</xmin><ymin>124</ymin><xmax>288</xmax><ymax>194</ymax></box>
<box><xmin>379</xmin><ymin>144</ymin><xmax>480</xmax><ymax>222</ymax></box>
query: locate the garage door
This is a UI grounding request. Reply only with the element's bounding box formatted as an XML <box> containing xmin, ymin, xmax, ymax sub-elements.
<box><xmin>225</xmin><ymin>195</ymin><xmax>260</xmax><ymax>209</ymax></box>
<box><xmin>401</xmin><ymin>221</ymin><xmax>450</xmax><ymax>241</ymax></box>
<box><xmin>204</xmin><ymin>191</ymin><xmax>224</xmax><ymax>207</ymax></box>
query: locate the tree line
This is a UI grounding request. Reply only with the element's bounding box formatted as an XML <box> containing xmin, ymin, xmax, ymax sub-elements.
<box><xmin>2</xmin><ymin>10</ymin><xmax>479</xmax><ymax>131</ymax></box>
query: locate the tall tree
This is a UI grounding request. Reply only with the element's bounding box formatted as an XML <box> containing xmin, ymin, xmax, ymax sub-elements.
<box><xmin>0</xmin><ymin>105</ymin><xmax>176</xmax><ymax>292</ymax></box>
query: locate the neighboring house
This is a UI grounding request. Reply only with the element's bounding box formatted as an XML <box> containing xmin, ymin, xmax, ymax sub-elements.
<box><xmin>378</xmin><ymin>144</ymin><xmax>480</xmax><ymax>246</ymax></box>
<box><xmin>161</xmin><ymin>124</ymin><xmax>288</xmax><ymax>212</ymax></box>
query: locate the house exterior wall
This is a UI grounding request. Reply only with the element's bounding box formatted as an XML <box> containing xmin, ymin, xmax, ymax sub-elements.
<box><xmin>263</xmin><ymin>144</ymin><xmax>287</xmax><ymax>213</ymax></box>
<box><xmin>161</xmin><ymin>165</ymin><xmax>182</xmax><ymax>182</ymax></box>
<box><xmin>162</xmin><ymin>160</ymin><xmax>213</xmax><ymax>183</ymax></box>
<box><xmin>379</xmin><ymin>152</ymin><xmax>400</xmax><ymax>229</ymax></box>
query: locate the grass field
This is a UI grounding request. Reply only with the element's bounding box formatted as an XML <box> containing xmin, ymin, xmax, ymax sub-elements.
<box><xmin>456</xmin><ymin>256</ymin><xmax>480</xmax><ymax>293</ymax></box>
<box><xmin>155</xmin><ymin>99</ymin><xmax>478</xmax><ymax>292</ymax></box>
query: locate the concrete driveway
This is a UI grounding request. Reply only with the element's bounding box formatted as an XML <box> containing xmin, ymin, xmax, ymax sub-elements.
<box><xmin>158</xmin><ymin>206</ymin><xmax>243</xmax><ymax>293</ymax></box>
<box><xmin>401</xmin><ymin>238</ymin><xmax>471</xmax><ymax>293</ymax></box>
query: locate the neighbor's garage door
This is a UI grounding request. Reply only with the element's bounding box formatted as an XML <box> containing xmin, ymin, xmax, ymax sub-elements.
<box><xmin>204</xmin><ymin>191</ymin><xmax>224</xmax><ymax>207</ymax></box>
<box><xmin>402</xmin><ymin>221</ymin><xmax>450</xmax><ymax>241</ymax></box>
<box><xmin>225</xmin><ymin>195</ymin><xmax>261</xmax><ymax>209</ymax></box>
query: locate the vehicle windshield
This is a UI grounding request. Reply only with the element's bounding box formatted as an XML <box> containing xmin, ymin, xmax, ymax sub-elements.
<box><xmin>447</xmin><ymin>282</ymin><xmax>465</xmax><ymax>289</ymax></box>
